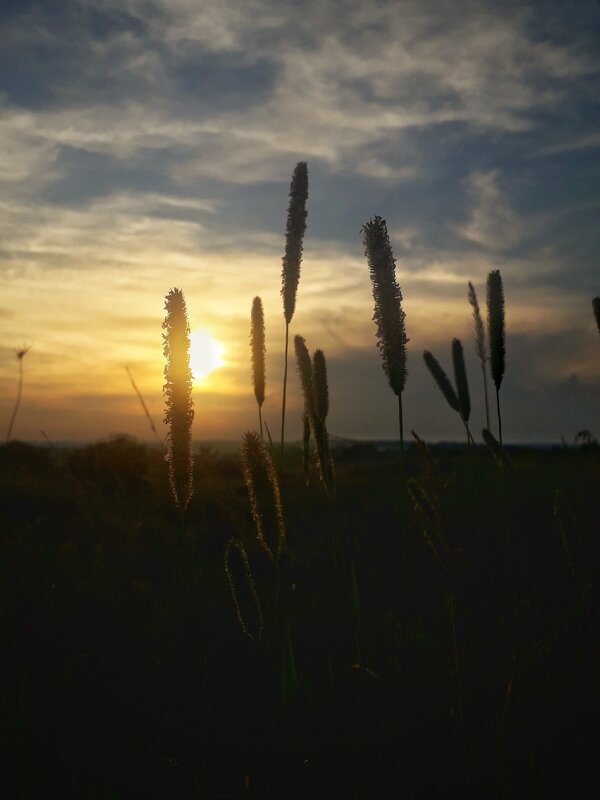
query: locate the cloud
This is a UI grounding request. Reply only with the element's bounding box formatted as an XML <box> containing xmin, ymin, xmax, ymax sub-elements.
<box><xmin>457</xmin><ymin>170</ymin><xmax>525</xmax><ymax>251</ymax></box>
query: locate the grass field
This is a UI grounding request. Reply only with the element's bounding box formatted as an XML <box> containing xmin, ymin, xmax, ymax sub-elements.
<box><xmin>0</xmin><ymin>436</ymin><xmax>596</xmax><ymax>797</ymax></box>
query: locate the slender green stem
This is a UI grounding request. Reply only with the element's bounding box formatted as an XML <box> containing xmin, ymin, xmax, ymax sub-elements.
<box><xmin>6</xmin><ymin>358</ymin><xmax>24</xmax><ymax>442</ymax></box>
<box><xmin>280</xmin><ymin>321</ymin><xmax>289</xmax><ymax>473</ymax></box>
<box><xmin>258</xmin><ymin>405</ymin><xmax>263</xmax><ymax>440</ymax></box>
<box><xmin>496</xmin><ymin>387</ymin><xmax>503</xmax><ymax>448</ymax></box>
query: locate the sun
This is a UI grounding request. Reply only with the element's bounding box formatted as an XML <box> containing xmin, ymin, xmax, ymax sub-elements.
<box><xmin>189</xmin><ymin>330</ymin><xmax>225</xmax><ymax>382</ymax></box>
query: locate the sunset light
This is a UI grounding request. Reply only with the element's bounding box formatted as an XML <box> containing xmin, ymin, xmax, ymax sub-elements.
<box><xmin>189</xmin><ymin>330</ymin><xmax>225</xmax><ymax>382</ymax></box>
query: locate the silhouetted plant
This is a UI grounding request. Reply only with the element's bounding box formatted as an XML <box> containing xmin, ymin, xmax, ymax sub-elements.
<box><xmin>487</xmin><ymin>270</ymin><xmax>505</xmax><ymax>446</ymax></box>
<box><xmin>311</xmin><ymin>348</ymin><xmax>335</xmax><ymax>495</ymax></box>
<box><xmin>593</xmin><ymin>296</ymin><xmax>600</xmax><ymax>337</ymax></box>
<box><xmin>241</xmin><ymin>431</ymin><xmax>285</xmax><ymax>560</ymax></box>
<box><xmin>294</xmin><ymin>336</ymin><xmax>335</xmax><ymax>495</ymax></box>
<box><xmin>162</xmin><ymin>288</ymin><xmax>194</xmax><ymax>511</ymax></box>
<box><xmin>468</xmin><ymin>281</ymin><xmax>490</xmax><ymax>429</ymax></box>
<box><xmin>452</xmin><ymin>339</ymin><xmax>473</xmax><ymax>443</ymax></box>
<box><xmin>362</xmin><ymin>216</ymin><xmax>408</xmax><ymax>456</ymax></box>
<box><xmin>224</xmin><ymin>538</ymin><xmax>264</xmax><ymax>642</ymax></box>
<box><xmin>5</xmin><ymin>345</ymin><xmax>31</xmax><ymax>443</ymax></box>
<box><xmin>280</xmin><ymin>161</ymin><xmax>309</xmax><ymax>469</ymax></box>
<box><xmin>312</xmin><ymin>349</ymin><xmax>329</xmax><ymax>423</ymax></box>
<box><xmin>424</xmin><ymin>345</ymin><xmax>473</xmax><ymax>443</ymax></box>
<box><xmin>125</xmin><ymin>365</ymin><xmax>159</xmax><ymax>440</ymax></box>
<box><xmin>251</xmin><ymin>296</ymin><xmax>266</xmax><ymax>438</ymax></box>
<box><xmin>424</xmin><ymin>350</ymin><xmax>459</xmax><ymax>412</ymax></box>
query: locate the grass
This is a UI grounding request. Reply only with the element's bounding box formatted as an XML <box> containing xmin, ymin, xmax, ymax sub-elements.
<box><xmin>0</xmin><ymin>437</ymin><xmax>596</xmax><ymax>797</ymax></box>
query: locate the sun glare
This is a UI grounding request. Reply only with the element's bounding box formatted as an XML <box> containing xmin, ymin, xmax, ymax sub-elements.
<box><xmin>189</xmin><ymin>330</ymin><xmax>225</xmax><ymax>382</ymax></box>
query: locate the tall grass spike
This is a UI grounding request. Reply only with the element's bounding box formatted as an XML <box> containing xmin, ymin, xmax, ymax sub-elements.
<box><xmin>162</xmin><ymin>288</ymin><xmax>194</xmax><ymax>510</ymax></box>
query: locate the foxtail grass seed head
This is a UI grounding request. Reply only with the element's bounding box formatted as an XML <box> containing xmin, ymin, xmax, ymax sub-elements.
<box><xmin>312</xmin><ymin>349</ymin><xmax>329</xmax><ymax>422</ymax></box>
<box><xmin>452</xmin><ymin>338</ymin><xmax>471</xmax><ymax>423</ymax></box>
<box><xmin>468</xmin><ymin>281</ymin><xmax>487</xmax><ymax>364</ymax></box>
<box><xmin>593</xmin><ymin>297</ymin><xmax>600</xmax><ymax>336</ymax></box>
<box><xmin>162</xmin><ymin>288</ymin><xmax>194</xmax><ymax>510</ymax></box>
<box><xmin>241</xmin><ymin>431</ymin><xmax>285</xmax><ymax>559</ymax></box>
<box><xmin>251</xmin><ymin>296</ymin><xmax>265</xmax><ymax>407</ymax></box>
<box><xmin>224</xmin><ymin>538</ymin><xmax>264</xmax><ymax>642</ymax></box>
<box><xmin>362</xmin><ymin>216</ymin><xmax>408</xmax><ymax>396</ymax></box>
<box><xmin>423</xmin><ymin>350</ymin><xmax>459</xmax><ymax>412</ymax></box>
<box><xmin>487</xmin><ymin>270</ymin><xmax>505</xmax><ymax>391</ymax></box>
<box><xmin>281</xmin><ymin>162</ymin><xmax>308</xmax><ymax>324</ymax></box>
<box><xmin>294</xmin><ymin>335</ymin><xmax>314</xmax><ymax>417</ymax></box>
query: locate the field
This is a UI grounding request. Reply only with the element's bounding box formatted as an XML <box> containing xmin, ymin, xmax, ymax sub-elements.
<box><xmin>0</xmin><ymin>436</ymin><xmax>596</xmax><ymax>798</ymax></box>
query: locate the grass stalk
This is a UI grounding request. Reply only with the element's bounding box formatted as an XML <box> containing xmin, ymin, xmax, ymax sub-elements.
<box><xmin>6</xmin><ymin>347</ymin><xmax>30</xmax><ymax>443</ymax></box>
<box><xmin>362</xmin><ymin>216</ymin><xmax>408</xmax><ymax>470</ymax></box>
<box><xmin>280</xmin><ymin>162</ymin><xmax>309</xmax><ymax>473</ymax></box>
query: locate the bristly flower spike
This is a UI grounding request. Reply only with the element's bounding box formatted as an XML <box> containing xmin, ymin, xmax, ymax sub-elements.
<box><xmin>281</xmin><ymin>162</ymin><xmax>309</xmax><ymax>326</ymax></box>
<box><xmin>423</xmin><ymin>351</ymin><xmax>459</xmax><ymax>412</ymax></box>
<box><xmin>280</xmin><ymin>162</ymin><xmax>309</xmax><ymax>471</ymax></box>
<box><xmin>312</xmin><ymin>349</ymin><xmax>329</xmax><ymax>423</ymax></box>
<box><xmin>592</xmin><ymin>297</ymin><xmax>600</xmax><ymax>337</ymax></box>
<box><xmin>452</xmin><ymin>338</ymin><xmax>474</xmax><ymax>444</ymax></box>
<box><xmin>362</xmin><ymin>215</ymin><xmax>408</xmax><ymax>456</ymax></box>
<box><xmin>162</xmin><ymin>287</ymin><xmax>194</xmax><ymax>511</ymax></box>
<box><xmin>487</xmin><ymin>270</ymin><xmax>506</xmax><ymax>445</ymax></box>
<box><xmin>468</xmin><ymin>281</ymin><xmax>490</xmax><ymax>429</ymax></box>
<box><xmin>251</xmin><ymin>296</ymin><xmax>266</xmax><ymax>437</ymax></box>
<box><xmin>241</xmin><ymin>431</ymin><xmax>286</xmax><ymax>560</ymax></box>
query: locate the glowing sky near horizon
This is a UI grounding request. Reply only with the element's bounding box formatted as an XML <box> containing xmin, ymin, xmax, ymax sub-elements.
<box><xmin>0</xmin><ymin>0</ymin><xmax>599</xmax><ymax>443</ymax></box>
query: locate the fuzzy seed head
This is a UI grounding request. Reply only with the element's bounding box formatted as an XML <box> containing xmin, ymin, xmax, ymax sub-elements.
<box><xmin>281</xmin><ymin>162</ymin><xmax>308</xmax><ymax>324</ymax></box>
<box><xmin>593</xmin><ymin>297</ymin><xmax>600</xmax><ymax>336</ymax></box>
<box><xmin>467</xmin><ymin>282</ymin><xmax>487</xmax><ymax>365</ymax></box>
<box><xmin>162</xmin><ymin>287</ymin><xmax>194</xmax><ymax>510</ymax></box>
<box><xmin>362</xmin><ymin>216</ymin><xmax>408</xmax><ymax>396</ymax></box>
<box><xmin>250</xmin><ymin>296</ymin><xmax>265</xmax><ymax>407</ymax></box>
<box><xmin>312</xmin><ymin>349</ymin><xmax>329</xmax><ymax>422</ymax></box>
<box><xmin>423</xmin><ymin>350</ymin><xmax>459</xmax><ymax>412</ymax></box>
<box><xmin>487</xmin><ymin>270</ymin><xmax>505</xmax><ymax>390</ymax></box>
<box><xmin>224</xmin><ymin>538</ymin><xmax>263</xmax><ymax>642</ymax></box>
<box><xmin>294</xmin><ymin>335</ymin><xmax>314</xmax><ymax>417</ymax></box>
<box><xmin>452</xmin><ymin>338</ymin><xmax>471</xmax><ymax>423</ymax></box>
<box><xmin>241</xmin><ymin>431</ymin><xmax>285</xmax><ymax>559</ymax></box>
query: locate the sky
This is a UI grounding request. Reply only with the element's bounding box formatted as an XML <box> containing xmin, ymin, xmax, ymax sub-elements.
<box><xmin>1</xmin><ymin>0</ymin><xmax>599</xmax><ymax>444</ymax></box>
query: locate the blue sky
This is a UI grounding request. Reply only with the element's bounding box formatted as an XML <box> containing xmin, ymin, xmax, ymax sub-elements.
<box><xmin>1</xmin><ymin>0</ymin><xmax>599</xmax><ymax>442</ymax></box>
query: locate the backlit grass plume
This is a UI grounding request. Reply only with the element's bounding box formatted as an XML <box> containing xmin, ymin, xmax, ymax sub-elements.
<box><xmin>312</xmin><ymin>349</ymin><xmax>329</xmax><ymax>423</ymax></box>
<box><xmin>452</xmin><ymin>339</ymin><xmax>472</xmax><ymax>441</ymax></box>
<box><xmin>295</xmin><ymin>336</ymin><xmax>335</xmax><ymax>495</ymax></box>
<box><xmin>468</xmin><ymin>281</ymin><xmax>490</xmax><ymax>429</ymax></box>
<box><xmin>423</xmin><ymin>346</ymin><xmax>473</xmax><ymax>443</ymax></box>
<box><xmin>280</xmin><ymin>161</ymin><xmax>309</xmax><ymax>469</ymax></box>
<box><xmin>251</xmin><ymin>296</ymin><xmax>266</xmax><ymax>438</ymax></box>
<box><xmin>362</xmin><ymin>216</ymin><xmax>408</xmax><ymax>453</ymax></box>
<box><xmin>487</xmin><ymin>270</ymin><xmax>506</xmax><ymax>446</ymax></box>
<box><xmin>593</xmin><ymin>297</ymin><xmax>600</xmax><ymax>337</ymax></box>
<box><xmin>224</xmin><ymin>538</ymin><xmax>264</xmax><ymax>642</ymax></box>
<box><xmin>162</xmin><ymin>288</ymin><xmax>194</xmax><ymax>511</ymax></box>
<box><xmin>241</xmin><ymin>431</ymin><xmax>285</xmax><ymax>560</ymax></box>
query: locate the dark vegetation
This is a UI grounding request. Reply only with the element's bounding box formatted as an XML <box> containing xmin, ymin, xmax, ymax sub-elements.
<box><xmin>0</xmin><ymin>436</ymin><xmax>596</xmax><ymax>798</ymax></box>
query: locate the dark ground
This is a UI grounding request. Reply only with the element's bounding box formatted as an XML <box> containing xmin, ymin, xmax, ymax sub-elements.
<box><xmin>0</xmin><ymin>436</ymin><xmax>597</xmax><ymax>798</ymax></box>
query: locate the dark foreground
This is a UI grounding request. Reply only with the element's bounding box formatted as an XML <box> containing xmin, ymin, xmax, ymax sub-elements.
<box><xmin>0</xmin><ymin>437</ymin><xmax>597</xmax><ymax>798</ymax></box>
